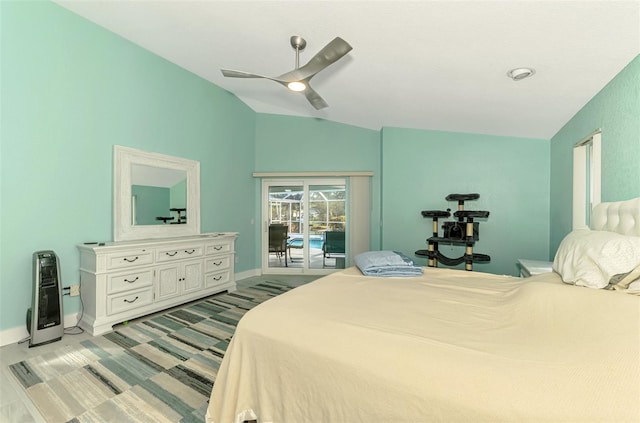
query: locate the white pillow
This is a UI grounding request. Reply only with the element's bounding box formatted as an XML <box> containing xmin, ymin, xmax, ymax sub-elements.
<box><xmin>553</xmin><ymin>229</ymin><xmax>640</xmax><ymax>289</ymax></box>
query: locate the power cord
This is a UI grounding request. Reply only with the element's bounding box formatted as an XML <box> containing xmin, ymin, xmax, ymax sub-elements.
<box><xmin>64</xmin><ymin>278</ymin><xmax>85</xmax><ymax>335</ymax></box>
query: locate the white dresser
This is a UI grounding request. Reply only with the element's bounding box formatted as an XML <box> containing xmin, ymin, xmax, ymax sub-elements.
<box><xmin>77</xmin><ymin>232</ymin><xmax>237</xmax><ymax>335</ymax></box>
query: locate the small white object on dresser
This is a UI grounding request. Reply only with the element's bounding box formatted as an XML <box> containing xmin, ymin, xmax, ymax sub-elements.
<box><xmin>517</xmin><ymin>258</ymin><xmax>553</xmax><ymax>278</ymax></box>
<box><xmin>78</xmin><ymin>232</ymin><xmax>237</xmax><ymax>335</ymax></box>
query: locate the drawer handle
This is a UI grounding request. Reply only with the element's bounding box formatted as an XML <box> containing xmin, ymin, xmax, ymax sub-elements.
<box><xmin>123</xmin><ymin>256</ymin><xmax>138</xmax><ymax>263</ymax></box>
<box><xmin>214</xmin><ymin>246</ymin><xmax>223</xmax><ymax>251</ymax></box>
<box><xmin>124</xmin><ymin>277</ymin><xmax>139</xmax><ymax>283</ymax></box>
<box><xmin>213</xmin><ymin>261</ymin><xmax>223</xmax><ymax>266</ymax></box>
<box><xmin>166</xmin><ymin>251</ymin><xmax>178</xmax><ymax>257</ymax></box>
<box><xmin>185</xmin><ymin>249</ymin><xmax>196</xmax><ymax>254</ymax></box>
<box><xmin>213</xmin><ymin>276</ymin><xmax>222</xmax><ymax>281</ymax></box>
<box><xmin>123</xmin><ymin>296</ymin><xmax>139</xmax><ymax>304</ymax></box>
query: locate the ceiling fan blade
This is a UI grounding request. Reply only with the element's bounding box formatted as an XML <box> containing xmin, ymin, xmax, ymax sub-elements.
<box><xmin>304</xmin><ymin>85</ymin><xmax>328</xmax><ymax>110</ymax></box>
<box><xmin>221</xmin><ymin>69</ymin><xmax>267</xmax><ymax>78</ymax></box>
<box><xmin>295</xmin><ymin>37</ymin><xmax>352</xmax><ymax>80</ymax></box>
<box><xmin>221</xmin><ymin>69</ymin><xmax>286</xmax><ymax>84</ymax></box>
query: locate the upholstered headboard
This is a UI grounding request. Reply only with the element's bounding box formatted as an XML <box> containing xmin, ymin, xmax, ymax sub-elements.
<box><xmin>591</xmin><ymin>197</ymin><xmax>640</xmax><ymax>236</ymax></box>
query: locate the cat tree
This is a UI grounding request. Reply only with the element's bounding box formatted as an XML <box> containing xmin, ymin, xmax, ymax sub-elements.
<box><xmin>415</xmin><ymin>193</ymin><xmax>490</xmax><ymax>271</ymax></box>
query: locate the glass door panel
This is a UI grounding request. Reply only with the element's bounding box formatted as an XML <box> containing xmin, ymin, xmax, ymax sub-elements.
<box><xmin>265</xmin><ymin>183</ymin><xmax>303</xmax><ymax>270</ymax></box>
<box><xmin>308</xmin><ymin>184</ymin><xmax>346</xmax><ymax>270</ymax></box>
<box><xmin>262</xmin><ymin>179</ymin><xmax>346</xmax><ymax>274</ymax></box>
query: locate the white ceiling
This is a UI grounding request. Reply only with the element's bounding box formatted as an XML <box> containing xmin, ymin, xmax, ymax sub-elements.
<box><xmin>55</xmin><ymin>0</ymin><xmax>640</xmax><ymax>139</ymax></box>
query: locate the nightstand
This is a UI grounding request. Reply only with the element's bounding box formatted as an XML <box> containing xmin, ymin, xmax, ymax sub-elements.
<box><xmin>517</xmin><ymin>259</ymin><xmax>553</xmax><ymax>278</ymax></box>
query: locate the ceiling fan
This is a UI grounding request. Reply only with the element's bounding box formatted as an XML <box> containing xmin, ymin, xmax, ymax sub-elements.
<box><xmin>221</xmin><ymin>35</ymin><xmax>352</xmax><ymax>110</ymax></box>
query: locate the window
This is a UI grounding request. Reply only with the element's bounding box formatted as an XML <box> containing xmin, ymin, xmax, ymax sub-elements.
<box><xmin>573</xmin><ymin>131</ymin><xmax>601</xmax><ymax>229</ymax></box>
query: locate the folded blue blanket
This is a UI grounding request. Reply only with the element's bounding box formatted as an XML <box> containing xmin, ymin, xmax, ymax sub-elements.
<box><xmin>354</xmin><ymin>250</ymin><xmax>423</xmax><ymax>277</ymax></box>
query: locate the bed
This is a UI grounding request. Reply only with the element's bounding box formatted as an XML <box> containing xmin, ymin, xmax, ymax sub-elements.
<box><xmin>206</xmin><ymin>198</ymin><xmax>640</xmax><ymax>423</ymax></box>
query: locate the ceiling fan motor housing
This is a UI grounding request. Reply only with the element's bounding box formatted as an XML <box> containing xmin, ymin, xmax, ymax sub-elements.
<box><xmin>290</xmin><ymin>36</ymin><xmax>307</xmax><ymax>51</ymax></box>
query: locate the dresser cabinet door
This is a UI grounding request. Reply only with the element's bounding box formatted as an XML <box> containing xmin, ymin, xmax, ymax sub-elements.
<box><xmin>157</xmin><ymin>265</ymin><xmax>180</xmax><ymax>300</ymax></box>
<box><xmin>183</xmin><ymin>261</ymin><xmax>203</xmax><ymax>294</ymax></box>
<box><xmin>157</xmin><ymin>261</ymin><xmax>203</xmax><ymax>299</ymax></box>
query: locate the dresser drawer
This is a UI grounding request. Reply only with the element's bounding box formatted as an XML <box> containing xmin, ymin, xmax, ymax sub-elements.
<box><xmin>205</xmin><ymin>240</ymin><xmax>232</xmax><ymax>255</ymax></box>
<box><xmin>107</xmin><ymin>269</ymin><xmax>153</xmax><ymax>294</ymax></box>
<box><xmin>205</xmin><ymin>255</ymin><xmax>231</xmax><ymax>273</ymax></box>
<box><xmin>205</xmin><ymin>270</ymin><xmax>231</xmax><ymax>288</ymax></box>
<box><xmin>107</xmin><ymin>287</ymin><xmax>153</xmax><ymax>316</ymax></box>
<box><xmin>105</xmin><ymin>249</ymin><xmax>153</xmax><ymax>270</ymax></box>
<box><xmin>156</xmin><ymin>244</ymin><xmax>203</xmax><ymax>263</ymax></box>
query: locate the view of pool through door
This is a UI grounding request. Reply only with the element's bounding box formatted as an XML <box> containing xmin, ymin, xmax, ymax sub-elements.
<box><xmin>262</xmin><ymin>179</ymin><xmax>347</xmax><ymax>274</ymax></box>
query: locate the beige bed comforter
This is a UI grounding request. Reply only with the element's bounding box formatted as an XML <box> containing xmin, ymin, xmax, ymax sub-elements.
<box><xmin>207</xmin><ymin>267</ymin><xmax>640</xmax><ymax>423</ymax></box>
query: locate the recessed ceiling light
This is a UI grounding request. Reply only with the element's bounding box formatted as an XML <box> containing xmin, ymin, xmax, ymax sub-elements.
<box><xmin>507</xmin><ymin>67</ymin><xmax>536</xmax><ymax>81</ymax></box>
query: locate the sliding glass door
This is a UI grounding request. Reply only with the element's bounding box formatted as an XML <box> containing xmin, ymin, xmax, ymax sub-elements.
<box><xmin>262</xmin><ymin>179</ymin><xmax>347</xmax><ymax>274</ymax></box>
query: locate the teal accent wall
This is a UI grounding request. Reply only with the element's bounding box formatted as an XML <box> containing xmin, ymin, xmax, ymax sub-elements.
<box><xmin>254</xmin><ymin>114</ymin><xmax>382</xmax><ymax>258</ymax></box>
<box><xmin>131</xmin><ymin>185</ymin><xmax>170</xmax><ymax>225</ymax></box>
<box><xmin>170</xmin><ymin>179</ymin><xmax>187</xmax><ymax>210</ymax></box>
<box><xmin>0</xmin><ymin>1</ymin><xmax>256</xmax><ymax>332</ymax></box>
<box><xmin>381</xmin><ymin>128</ymin><xmax>550</xmax><ymax>276</ymax></box>
<box><xmin>549</xmin><ymin>55</ymin><xmax>640</xmax><ymax>255</ymax></box>
<box><xmin>255</xmin><ymin>114</ymin><xmax>380</xmax><ymax>173</ymax></box>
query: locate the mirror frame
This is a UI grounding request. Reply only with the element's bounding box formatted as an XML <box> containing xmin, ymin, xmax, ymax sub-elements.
<box><xmin>114</xmin><ymin>145</ymin><xmax>200</xmax><ymax>241</ymax></box>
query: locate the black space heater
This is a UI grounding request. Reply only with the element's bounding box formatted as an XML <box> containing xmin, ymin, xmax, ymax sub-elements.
<box><xmin>26</xmin><ymin>250</ymin><xmax>64</xmax><ymax>347</ymax></box>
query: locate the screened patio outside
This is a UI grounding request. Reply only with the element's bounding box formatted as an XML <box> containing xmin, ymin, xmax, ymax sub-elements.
<box><xmin>268</xmin><ymin>184</ymin><xmax>346</xmax><ymax>269</ymax></box>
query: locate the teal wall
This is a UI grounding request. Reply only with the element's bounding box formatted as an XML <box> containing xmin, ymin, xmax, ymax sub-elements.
<box><xmin>0</xmin><ymin>1</ymin><xmax>256</xmax><ymax>332</ymax></box>
<box><xmin>131</xmin><ymin>185</ymin><xmax>170</xmax><ymax>225</ymax></box>
<box><xmin>254</xmin><ymin>114</ymin><xmax>380</xmax><ymax>173</ymax></box>
<box><xmin>381</xmin><ymin>128</ymin><xmax>550</xmax><ymax>276</ymax></box>
<box><xmin>254</xmin><ymin>114</ymin><xmax>382</xmax><ymax>259</ymax></box>
<box><xmin>549</xmin><ymin>55</ymin><xmax>640</xmax><ymax>254</ymax></box>
<box><xmin>170</xmin><ymin>179</ymin><xmax>187</xmax><ymax>211</ymax></box>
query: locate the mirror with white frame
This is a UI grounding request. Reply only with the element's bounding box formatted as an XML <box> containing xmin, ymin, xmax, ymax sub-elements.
<box><xmin>113</xmin><ymin>145</ymin><xmax>200</xmax><ymax>241</ymax></box>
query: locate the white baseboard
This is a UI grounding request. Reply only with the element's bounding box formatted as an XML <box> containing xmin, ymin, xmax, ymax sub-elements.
<box><xmin>235</xmin><ymin>268</ymin><xmax>261</xmax><ymax>281</ymax></box>
<box><xmin>0</xmin><ymin>312</ymin><xmax>79</xmax><ymax>348</ymax></box>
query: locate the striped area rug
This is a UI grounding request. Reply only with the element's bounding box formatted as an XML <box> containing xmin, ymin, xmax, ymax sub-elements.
<box><xmin>9</xmin><ymin>281</ymin><xmax>296</xmax><ymax>423</ymax></box>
